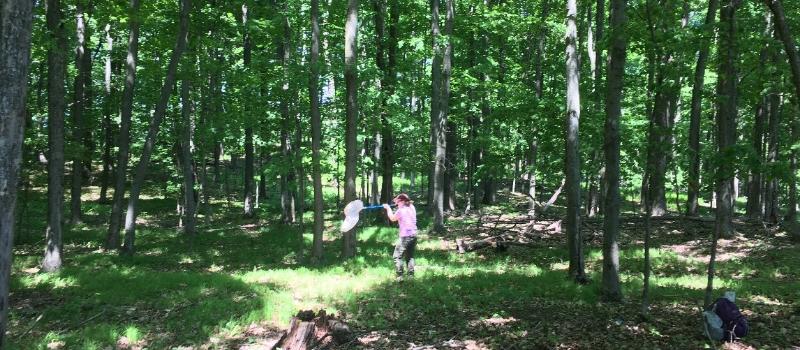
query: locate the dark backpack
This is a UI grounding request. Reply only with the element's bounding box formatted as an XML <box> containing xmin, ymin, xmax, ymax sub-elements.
<box><xmin>713</xmin><ymin>297</ymin><xmax>749</xmax><ymax>341</ymax></box>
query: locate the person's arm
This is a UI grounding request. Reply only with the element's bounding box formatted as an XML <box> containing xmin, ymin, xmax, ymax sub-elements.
<box><xmin>383</xmin><ymin>204</ymin><xmax>399</xmax><ymax>222</ymax></box>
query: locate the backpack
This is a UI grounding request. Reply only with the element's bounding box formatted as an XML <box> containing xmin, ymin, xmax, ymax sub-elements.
<box><xmin>713</xmin><ymin>297</ymin><xmax>749</xmax><ymax>341</ymax></box>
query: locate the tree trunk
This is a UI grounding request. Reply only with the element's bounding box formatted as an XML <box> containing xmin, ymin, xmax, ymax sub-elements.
<box><xmin>765</xmin><ymin>0</ymin><xmax>800</xmax><ymax>222</ymax></box>
<box><xmin>179</xmin><ymin>75</ymin><xmax>196</xmax><ymax>237</ymax></box>
<box><xmin>565</xmin><ymin>0</ymin><xmax>586</xmax><ymax>283</ymax></box>
<box><xmin>602</xmin><ymin>0</ymin><xmax>626</xmax><ymax>302</ymax></box>
<box><xmin>747</xmin><ymin>18</ymin><xmax>772</xmax><ymax>219</ymax></box>
<box><xmin>242</xmin><ymin>4</ymin><xmax>255</xmax><ymax>218</ymax></box>
<box><xmin>107</xmin><ymin>0</ymin><xmax>141</xmax><ymax>249</ymax></box>
<box><xmin>527</xmin><ymin>139</ymin><xmax>538</xmax><ymax>216</ymax></box>
<box><xmin>122</xmin><ymin>0</ymin><xmax>191</xmax><ymax>255</ymax></box>
<box><xmin>428</xmin><ymin>0</ymin><xmax>442</xmax><ymax>216</ymax></box>
<box><xmin>764</xmin><ymin>76</ymin><xmax>781</xmax><ymax>223</ymax></box>
<box><xmin>310</xmin><ymin>0</ymin><xmax>324</xmax><ymax>261</ymax></box>
<box><xmin>0</xmin><ymin>1</ymin><xmax>34</xmax><ymax>344</ymax></box>
<box><xmin>381</xmin><ymin>0</ymin><xmax>399</xmax><ymax>204</ymax></box>
<box><xmin>343</xmin><ymin>0</ymin><xmax>359</xmax><ymax>258</ymax></box>
<box><xmin>445</xmin><ymin>120</ymin><xmax>457</xmax><ymax>211</ymax></box>
<box><xmin>99</xmin><ymin>24</ymin><xmax>116</xmax><ymax>204</ymax></box>
<box><xmin>43</xmin><ymin>0</ymin><xmax>69</xmax><ymax>272</ymax></box>
<box><xmin>707</xmin><ymin>0</ymin><xmax>740</xmax><ymax>306</ymax></box>
<box><xmin>69</xmin><ymin>1</ymin><xmax>92</xmax><ymax>223</ymax></box>
<box><xmin>686</xmin><ymin>0</ymin><xmax>718</xmax><ymax>216</ymax></box>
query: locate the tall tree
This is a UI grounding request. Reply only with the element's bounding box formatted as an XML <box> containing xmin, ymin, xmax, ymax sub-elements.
<box><xmin>179</xmin><ymin>42</ymin><xmax>197</xmax><ymax>237</ymax></box>
<box><xmin>99</xmin><ymin>24</ymin><xmax>116</xmax><ymax>204</ymax></box>
<box><xmin>43</xmin><ymin>0</ymin><xmax>69</xmax><ymax>272</ymax></box>
<box><xmin>429</xmin><ymin>0</ymin><xmax>443</xmax><ymax>213</ymax></box>
<box><xmin>343</xmin><ymin>0</ymin><xmax>359</xmax><ymax>258</ymax></box>
<box><xmin>107</xmin><ymin>0</ymin><xmax>142</xmax><ymax>249</ymax></box>
<box><xmin>565</xmin><ymin>0</ymin><xmax>586</xmax><ymax>283</ymax></box>
<box><xmin>122</xmin><ymin>0</ymin><xmax>191</xmax><ymax>255</ymax></box>
<box><xmin>0</xmin><ymin>1</ymin><xmax>34</xmax><ymax>345</ymax></box>
<box><xmin>242</xmin><ymin>4</ymin><xmax>255</xmax><ymax>218</ymax></box>
<box><xmin>765</xmin><ymin>0</ymin><xmax>800</xmax><ymax>223</ymax></box>
<box><xmin>746</xmin><ymin>17</ymin><xmax>772</xmax><ymax>219</ymax></box>
<box><xmin>706</xmin><ymin>0</ymin><xmax>740</xmax><ymax>307</ymax></box>
<box><xmin>686</xmin><ymin>0</ymin><xmax>719</xmax><ymax>216</ymax></box>
<box><xmin>310</xmin><ymin>0</ymin><xmax>324</xmax><ymax>260</ymax></box>
<box><xmin>602</xmin><ymin>0</ymin><xmax>627</xmax><ymax>302</ymax></box>
<box><xmin>69</xmin><ymin>0</ymin><xmax>93</xmax><ymax>223</ymax></box>
<box><xmin>441</xmin><ymin>0</ymin><xmax>455</xmax><ymax>214</ymax></box>
<box><xmin>381</xmin><ymin>0</ymin><xmax>399</xmax><ymax>204</ymax></box>
<box><xmin>430</xmin><ymin>0</ymin><xmax>453</xmax><ymax>232</ymax></box>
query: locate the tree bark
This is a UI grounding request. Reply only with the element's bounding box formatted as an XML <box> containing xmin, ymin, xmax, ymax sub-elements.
<box><xmin>279</xmin><ymin>4</ymin><xmax>295</xmax><ymax>224</ymax></box>
<box><xmin>343</xmin><ymin>0</ymin><xmax>359</xmax><ymax>258</ymax></box>
<box><xmin>179</xmin><ymin>75</ymin><xmax>196</xmax><ymax>236</ymax></box>
<box><xmin>69</xmin><ymin>1</ymin><xmax>93</xmax><ymax>223</ymax></box>
<box><xmin>242</xmin><ymin>4</ymin><xmax>255</xmax><ymax>218</ymax></box>
<box><xmin>602</xmin><ymin>0</ymin><xmax>627</xmax><ymax>302</ymax></box>
<box><xmin>764</xmin><ymin>59</ymin><xmax>781</xmax><ymax>224</ymax></box>
<box><xmin>122</xmin><ymin>0</ymin><xmax>191</xmax><ymax>255</ymax></box>
<box><xmin>565</xmin><ymin>0</ymin><xmax>586</xmax><ymax>283</ymax></box>
<box><xmin>686</xmin><ymin>0</ymin><xmax>718</xmax><ymax>216</ymax></box>
<box><xmin>707</xmin><ymin>0</ymin><xmax>740</xmax><ymax>306</ymax></box>
<box><xmin>99</xmin><ymin>24</ymin><xmax>116</xmax><ymax>204</ymax></box>
<box><xmin>107</xmin><ymin>0</ymin><xmax>141</xmax><ymax>249</ymax></box>
<box><xmin>381</xmin><ymin>0</ymin><xmax>399</xmax><ymax>204</ymax></box>
<box><xmin>428</xmin><ymin>0</ymin><xmax>442</xmax><ymax>215</ymax></box>
<box><xmin>43</xmin><ymin>0</ymin><xmax>69</xmax><ymax>272</ymax></box>
<box><xmin>0</xmin><ymin>1</ymin><xmax>34</xmax><ymax>345</ymax></box>
<box><xmin>310</xmin><ymin>0</ymin><xmax>324</xmax><ymax>261</ymax></box>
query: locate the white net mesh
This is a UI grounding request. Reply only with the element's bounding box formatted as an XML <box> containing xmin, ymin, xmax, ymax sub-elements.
<box><xmin>340</xmin><ymin>200</ymin><xmax>364</xmax><ymax>232</ymax></box>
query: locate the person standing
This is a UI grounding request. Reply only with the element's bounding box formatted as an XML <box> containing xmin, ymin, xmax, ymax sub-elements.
<box><xmin>383</xmin><ymin>194</ymin><xmax>417</xmax><ymax>281</ymax></box>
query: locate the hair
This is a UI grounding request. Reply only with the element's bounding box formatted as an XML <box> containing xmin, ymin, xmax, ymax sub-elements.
<box><xmin>393</xmin><ymin>193</ymin><xmax>413</xmax><ymax>204</ymax></box>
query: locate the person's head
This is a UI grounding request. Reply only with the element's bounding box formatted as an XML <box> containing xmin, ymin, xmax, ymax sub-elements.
<box><xmin>393</xmin><ymin>193</ymin><xmax>412</xmax><ymax>207</ymax></box>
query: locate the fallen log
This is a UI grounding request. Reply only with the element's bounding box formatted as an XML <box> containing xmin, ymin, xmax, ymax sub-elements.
<box><xmin>275</xmin><ymin>310</ymin><xmax>353</xmax><ymax>350</ymax></box>
<box><xmin>456</xmin><ymin>237</ymin><xmax>536</xmax><ymax>253</ymax></box>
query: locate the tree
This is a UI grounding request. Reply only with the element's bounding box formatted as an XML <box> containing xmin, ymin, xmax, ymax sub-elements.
<box><xmin>765</xmin><ymin>0</ymin><xmax>800</xmax><ymax>224</ymax></box>
<box><xmin>242</xmin><ymin>3</ymin><xmax>255</xmax><ymax>218</ymax></box>
<box><xmin>122</xmin><ymin>0</ymin><xmax>191</xmax><ymax>255</ymax></box>
<box><xmin>99</xmin><ymin>23</ymin><xmax>116</xmax><ymax>204</ymax></box>
<box><xmin>706</xmin><ymin>0</ymin><xmax>740</xmax><ymax>307</ymax></box>
<box><xmin>107</xmin><ymin>0</ymin><xmax>142</xmax><ymax>249</ymax></box>
<box><xmin>343</xmin><ymin>0</ymin><xmax>359</xmax><ymax>258</ymax></box>
<box><xmin>602</xmin><ymin>0</ymin><xmax>627</xmax><ymax>302</ymax></box>
<box><xmin>430</xmin><ymin>0</ymin><xmax>453</xmax><ymax>233</ymax></box>
<box><xmin>0</xmin><ymin>1</ymin><xmax>34</xmax><ymax>345</ymax></box>
<box><xmin>310</xmin><ymin>0</ymin><xmax>324</xmax><ymax>260</ymax></box>
<box><xmin>179</xmin><ymin>59</ymin><xmax>197</xmax><ymax>237</ymax></box>
<box><xmin>686</xmin><ymin>0</ymin><xmax>719</xmax><ymax>216</ymax></box>
<box><xmin>43</xmin><ymin>0</ymin><xmax>69</xmax><ymax>272</ymax></box>
<box><xmin>69</xmin><ymin>0</ymin><xmax>93</xmax><ymax>223</ymax></box>
<box><xmin>565</xmin><ymin>0</ymin><xmax>586</xmax><ymax>283</ymax></box>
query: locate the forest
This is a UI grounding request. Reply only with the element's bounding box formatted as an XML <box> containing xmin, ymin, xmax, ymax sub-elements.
<box><xmin>1</xmin><ymin>0</ymin><xmax>799</xmax><ymax>348</ymax></box>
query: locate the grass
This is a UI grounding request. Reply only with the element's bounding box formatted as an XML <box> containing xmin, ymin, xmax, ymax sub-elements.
<box><xmin>7</xmin><ymin>186</ymin><xmax>800</xmax><ymax>349</ymax></box>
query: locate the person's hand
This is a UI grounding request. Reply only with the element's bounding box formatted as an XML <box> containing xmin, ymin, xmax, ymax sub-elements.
<box><xmin>382</xmin><ymin>204</ymin><xmax>391</xmax><ymax>210</ymax></box>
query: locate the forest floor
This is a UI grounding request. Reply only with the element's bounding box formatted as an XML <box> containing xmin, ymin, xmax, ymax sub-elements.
<box><xmin>7</xmin><ymin>188</ymin><xmax>800</xmax><ymax>349</ymax></box>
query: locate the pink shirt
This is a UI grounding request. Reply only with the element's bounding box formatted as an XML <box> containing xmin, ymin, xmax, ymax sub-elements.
<box><xmin>396</xmin><ymin>205</ymin><xmax>418</xmax><ymax>237</ymax></box>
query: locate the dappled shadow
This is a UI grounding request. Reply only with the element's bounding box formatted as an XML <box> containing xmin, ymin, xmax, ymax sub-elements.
<box><xmin>8</xmin><ymin>265</ymin><xmax>270</xmax><ymax>349</ymax></box>
<box><xmin>333</xmin><ymin>270</ymin><xmax>718</xmax><ymax>349</ymax></box>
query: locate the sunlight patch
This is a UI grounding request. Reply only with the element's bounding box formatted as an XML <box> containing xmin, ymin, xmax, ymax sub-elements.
<box><xmin>749</xmin><ymin>295</ymin><xmax>786</xmax><ymax>306</ymax></box>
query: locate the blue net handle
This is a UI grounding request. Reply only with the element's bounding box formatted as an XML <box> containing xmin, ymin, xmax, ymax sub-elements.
<box><xmin>363</xmin><ymin>204</ymin><xmax>395</xmax><ymax>210</ymax></box>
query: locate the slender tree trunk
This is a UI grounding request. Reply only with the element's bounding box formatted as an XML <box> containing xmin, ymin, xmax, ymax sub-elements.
<box><xmin>686</xmin><ymin>0</ymin><xmax>718</xmax><ymax>216</ymax></box>
<box><xmin>43</xmin><ymin>0</ymin><xmax>69</xmax><ymax>272</ymax></box>
<box><xmin>602</xmin><ymin>0</ymin><xmax>626</xmax><ymax>302</ymax></box>
<box><xmin>764</xmin><ymin>80</ymin><xmax>781</xmax><ymax>223</ymax></box>
<box><xmin>0</xmin><ymin>1</ymin><xmax>34</xmax><ymax>344</ymax></box>
<box><xmin>242</xmin><ymin>4</ymin><xmax>255</xmax><ymax>218</ymax></box>
<box><xmin>565</xmin><ymin>0</ymin><xmax>586</xmax><ymax>283</ymax></box>
<box><xmin>343</xmin><ymin>0</ymin><xmax>359</xmax><ymax>258</ymax></box>
<box><xmin>107</xmin><ymin>0</ymin><xmax>141</xmax><ymax>249</ymax></box>
<box><xmin>428</xmin><ymin>0</ymin><xmax>442</xmax><ymax>214</ymax></box>
<box><xmin>372</xmin><ymin>0</ymin><xmax>385</xmax><ymax>206</ymax></box>
<box><xmin>295</xmin><ymin>115</ymin><xmax>305</xmax><ymax>229</ymax></box>
<box><xmin>707</xmin><ymin>0</ymin><xmax>740</xmax><ymax>306</ymax></box>
<box><xmin>279</xmin><ymin>4</ymin><xmax>295</xmax><ymax>223</ymax></box>
<box><xmin>527</xmin><ymin>139</ymin><xmax>538</xmax><ymax>216</ymax></box>
<box><xmin>310</xmin><ymin>0</ymin><xmax>324</xmax><ymax>260</ymax></box>
<box><xmin>179</xmin><ymin>75</ymin><xmax>196</xmax><ymax>236</ymax></box>
<box><xmin>99</xmin><ymin>24</ymin><xmax>116</xmax><ymax>204</ymax></box>
<box><xmin>445</xmin><ymin>120</ymin><xmax>457</xmax><ymax>211</ymax></box>
<box><xmin>747</xmin><ymin>101</ymin><xmax>766</xmax><ymax>218</ymax></box>
<box><xmin>381</xmin><ymin>0</ymin><xmax>399</xmax><ymax>204</ymax></box>
<box><xmin>122</xmin><ymin>0</ymin><xmax>191</xmax><ymax>255</ymax></box>
<box><xmin>70</xmin><ymin>1</ymin><xmax>92</xmax><ymax>223</ymax></box>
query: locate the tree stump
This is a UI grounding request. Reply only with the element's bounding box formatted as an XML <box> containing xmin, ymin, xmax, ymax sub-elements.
<box><xmin>275</xmin><ymin>310</ymin><xmax>353</xmax><ymax>350</ymax></box>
